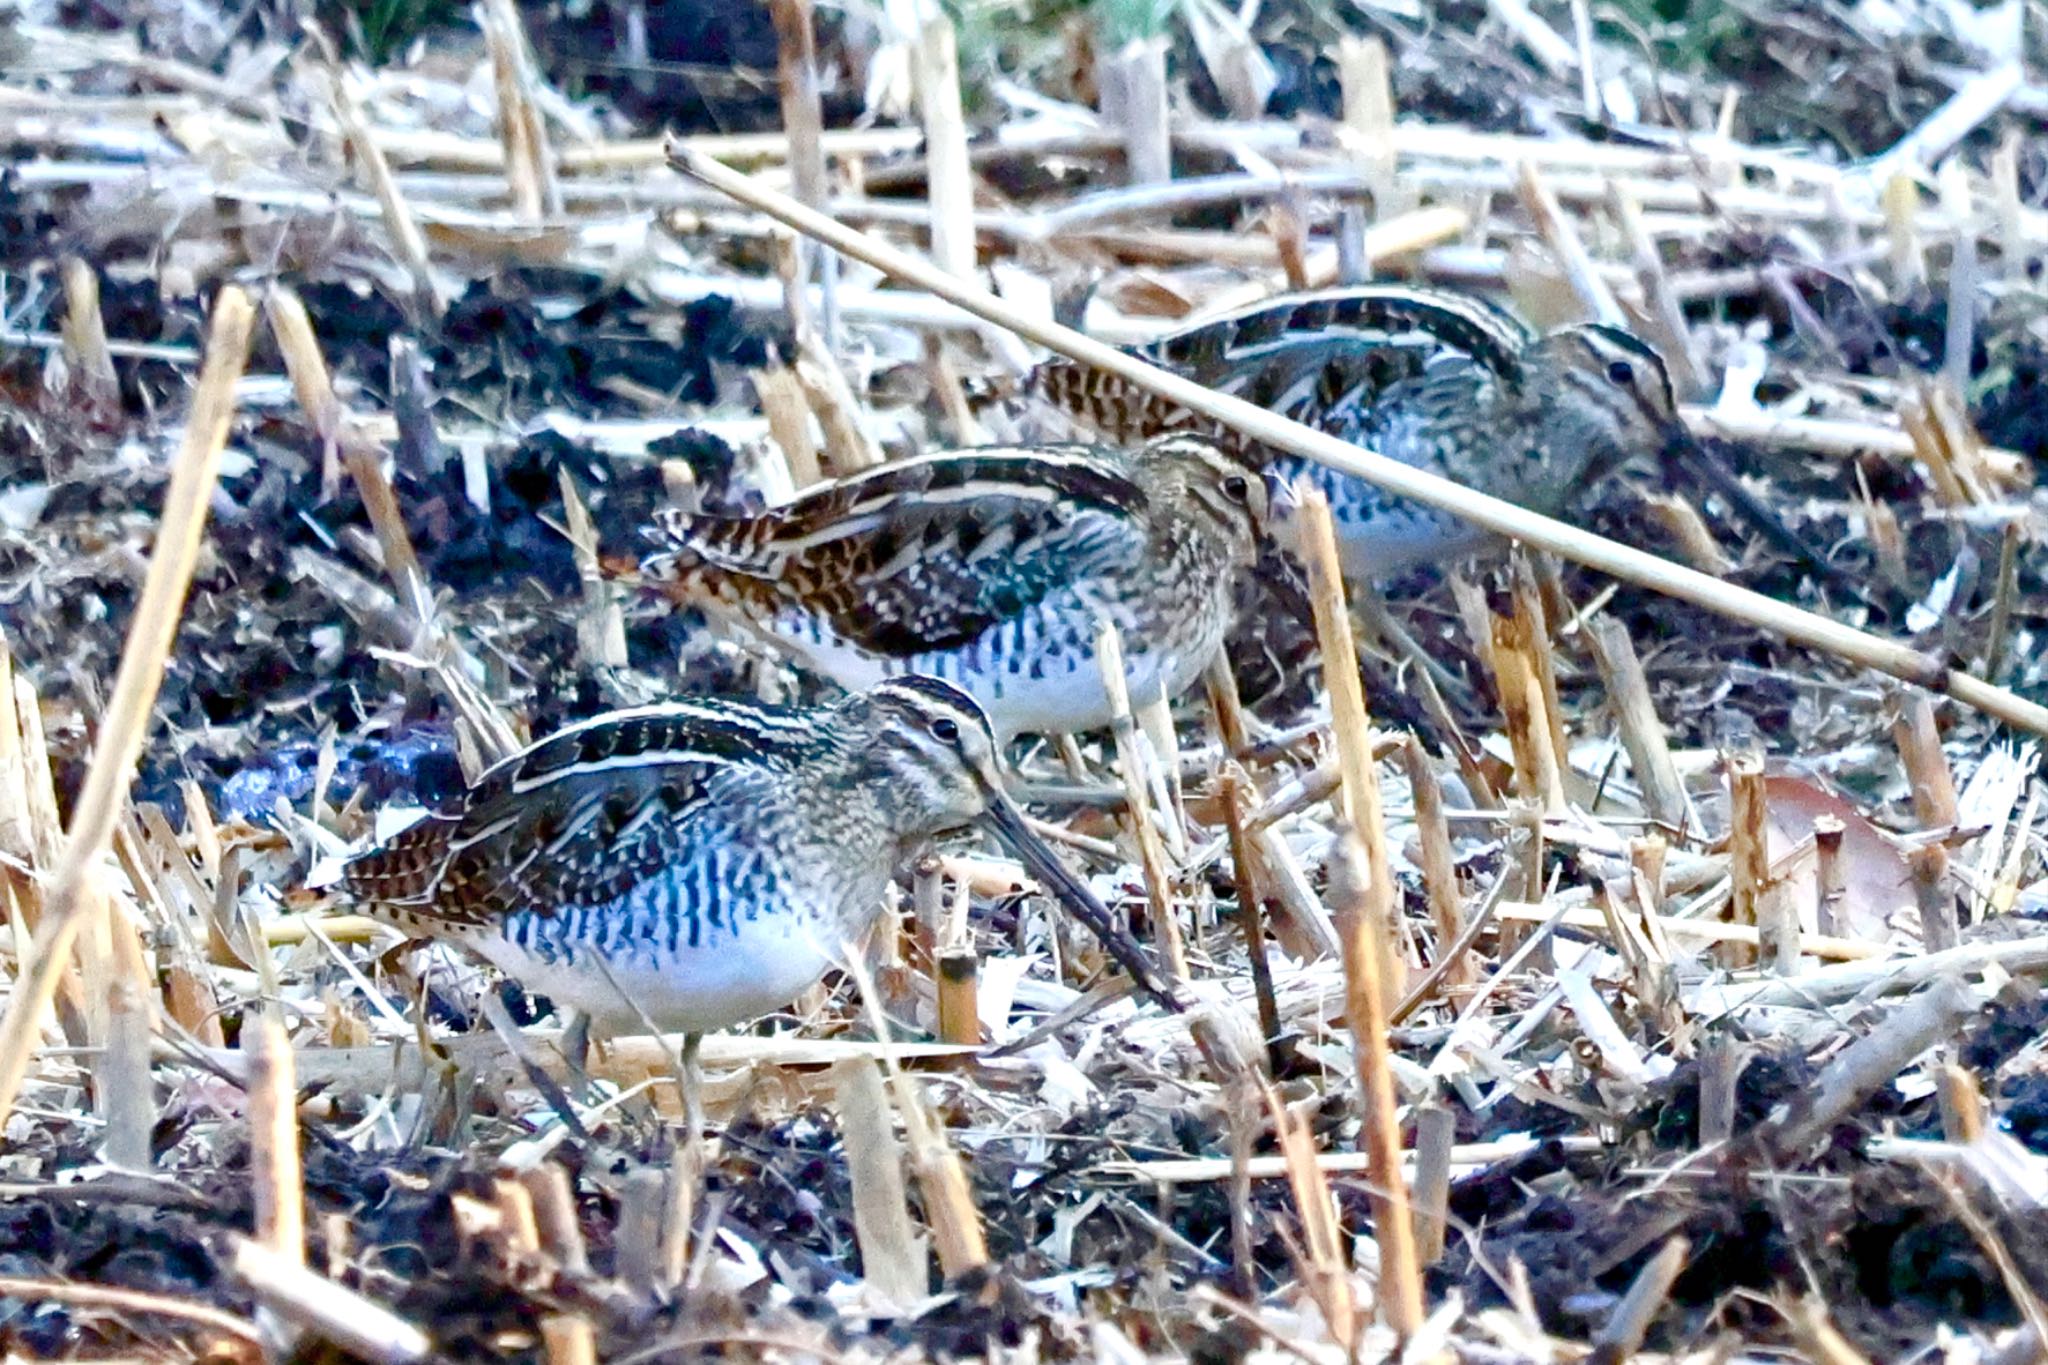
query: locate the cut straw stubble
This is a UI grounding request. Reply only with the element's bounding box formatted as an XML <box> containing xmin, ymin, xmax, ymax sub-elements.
<box><xmin>0</xmin><ymin>285</ymin><xmax>252</xmax><ymax>1138</ymax></box>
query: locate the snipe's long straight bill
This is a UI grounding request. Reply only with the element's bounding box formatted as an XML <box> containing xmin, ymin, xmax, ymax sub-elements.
<box><xmin>976</xmin><ymin>795</ymin><xmax>1186</xmax><ymax>1014</ymax></box>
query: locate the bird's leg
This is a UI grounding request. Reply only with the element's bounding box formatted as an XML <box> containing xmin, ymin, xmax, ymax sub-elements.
<box><xmin>681</xmin><ymin>1032</ymin><xmax>705</xmax><ymax>1151</ymax></box>
<box><xmin>560</xmin><ymin>1009</ymin><xmax>593</xmax><ymax>1076</ymax></box>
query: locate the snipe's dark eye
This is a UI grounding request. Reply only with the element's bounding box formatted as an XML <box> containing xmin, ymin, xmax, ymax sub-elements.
<box><xmin>1222</xmin><ymin>474</ymin><xmax>1250</xmax><ymax>502</ymax></box>
<box><xmin>929</xmin><ymin>716</ymin><xmax>961</xmax><ymax>742</ymax></box>
<box><xmin>1606</xmin><ymin>360</ymin><xmax>1635</xmax><ymax>385</ymax></box>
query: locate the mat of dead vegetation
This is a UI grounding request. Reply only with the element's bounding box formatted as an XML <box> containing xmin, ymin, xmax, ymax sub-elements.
<box><xmin>0</xmin><ymin>0</ymin><xmax>2045</xmax><ymax>1360</ymax></box>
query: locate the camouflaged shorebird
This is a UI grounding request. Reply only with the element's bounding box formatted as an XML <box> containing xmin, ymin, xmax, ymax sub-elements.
<box><xmin>343</xmin><ymin>677</ymin><xmax>1180</xmax><ymax>1049</ymax></box>
<box><xmin>640</xmin><ymin>432</ymin><xmax>1273</xmax><ymax>740</ymax></box>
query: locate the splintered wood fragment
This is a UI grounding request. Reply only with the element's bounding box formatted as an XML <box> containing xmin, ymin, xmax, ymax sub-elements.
<box><xmin>914</xmin><ymin>6</ymin><xmax>975</xmax><ymax>281</ymax></box>
<box><xmin>1586</xmin><ymin>616</ymin><xmax>1689</xmax><ymax>833</ymax></box>
<box><xmin>845</xmin><ymin>955</ymin><xmax>989</xmax><ymax>1279</ymax></box>
<box><xmin>1096</xmin><ymin>619</ymin><xmax>1189</xmax><ymax>983</ymax></box>
<box><xmin>1891</xmin><ymin>691</ymin><xmax>1960</xmax><ymax>829</ymax></box>
<box><xmin>59</xmin><ymin>256</ymin><xmax>119</xmax><ymax>418</ymax></box>
<box><xmin>0</xmin><ymin>286</ymin><xmax>250</xmax><ymax>1136</ymax></box>
<box><xmin>1511</xmin><ymin>553</ymin><xmax>1570</xmax><ymax>781</ymax></box>
<box><xmin>935</xmin><ymin>948</ymin><xmax>981</xmax><ymax>1045</ymax></box>
<box><xmin>1724</xmin><ymin>752</ymin><xmax>1767</xmax><ymax>969</ymax></box>
<box><xmin>1336</xmin><ymin>36</ymin><xmax>1395</xmax><ymax>180</ymax></box>
<box><xmin>1327</xmin><ymin>834</ymin><xmax>1424</xmax><ymax>1337</ymax></box>
<box><xmin>1588</xmin><ymin>1237</ymin><xmax>1689</xmax><ymax>1365</ymax></box>
<box><xmin>1911</xmin><ymin>843</ymin><xmax>1958</xmax><ymax>951</ymax></box>
<box><xmin>767</xmin><ymin>0</ymin><xmax>829</xmax><ymax>320</ymax></box>
<box><xmin>614</xmin><ymin>1166</ymin><xmax>666</xmax><ymax>1297</ymax></box>
<box><xmin>832</xmin><ymin>1057</ymin><xmax>925</xmax><ymax>1304</ymax></box>
<box><xmin>1985</xmin><ymin>517</ymin><xmax>2022</xmax><ymax>681</ymax></box>
<box><xmin>1764</xmin><ymin>974</ymin><xmax>1973</xmax><ymax>1156</ymax></box>
<box><xmin>230</xmin><ymin>1238</ymin><xmax>431</xmax><ymax>1364</ymax></box>
<box><xmin>1402</xmin><ymin>737</ymin><xmax>1470</xmax><ymax>992</ymax></box>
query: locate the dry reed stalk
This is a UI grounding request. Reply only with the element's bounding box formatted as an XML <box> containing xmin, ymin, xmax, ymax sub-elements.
<box><xmin>1911</xmin><ymin>843</ymin><xmax>1958</xmax><ymax>951</ymax></box>
<box><xmin>1490</xmin><ymin>611</ymin><xmax>1566</xmax><ymax>814</ymax></box>
<box><xmin>478</xmin><ymin>0</ymin><xmax>560</xmax><ymax>221</ymax></box>
<box><xmin>1724</xmin><ymin>752</ymin><xmax>1767</xmax><ymax>969</ymax></box>
<box><xmin>1812</xmin><ymin>815</ymin><xmax>1847</xmax><ymax>938</ymax></box>
<box><xmin>1605</xmin><ymin>182</ymin><xmax>1702</xmax><ymax>397</ymax></box>
<box><xmin>754</xmin><ymin>363</ymin><xmax>822</xmax><ymax>489</ymax></box>
<box><xmin>1409</xmin><ymin>1102</ymin><xmax>1455</xmax><ymax>1267</ymax></box>
<box><xmin>557</xmin><ymin>471</ymin><xmax>629</xmax><ymax>669</ymax></box>
<box><xmin>264</xmin><ymin>287</ymin><xmax>344</xmax><ymax>497</ymax></box>
<box><xmin>1588</xmin><ymin>1237</ymin><xmax>1689</xmax><ymax>1365</ymax></box>
<box><xmin>1512</xmin><ymin>553</ymin><xmax>1570</xmax><ymax>779</ymax></box>
<box><xmin>541</xmin><ymin>1316</ymin><xmax>596</xmax><ymax>1365</ymax></box>
<box><xmin>1295</xmin><ymin>487</ymin><xmax>1397</xmax><ymax>959</ymax></box>
<box><xmin>793</xmin><ymin>336</ymin><xmax>883</xmax><ymax>473</ymax></box>
<box><xmin>1643</xmin><ymin>493</ymin><xmax>1736</xmax><ymax>574</ymax></box>
<box><xmin>232</xmin><ymin>1237</ymin><xmax>431</xmax><ymax>1363</ymax></box>
<box><xmin>518</xmin><ymin>1163</ymin><xmax>589</xmax><ymax>1277</ymax></box>
<box><xmin>326</xmin><ymin>69</ymin><xmax>441</xmax><ymax>315</ymax></box>
<box><xmin>59</xmin><ymin>256</ymin><xmax>119</xmax><ymax>419</ymax></box>
<box><xmin>250</xmin><ymin>1015</ymin><xmax>305</xmax><ymax>1265</ymax></box>
<box><xmin>1984</xmin><ymin>517</ymin><xmax>2022</xmax><ymax>681</ymax></box>
<box><xmin>1901</xmin><ymin>382</ymin><xmax>1981</xmax><ymax>507</ymax></box>
<box><xmin>1585</xmin><ymin>616</ymin><xmax>1689</xmax><ymax>832</ymax></box>
<box><xmin>1766</xmin><ymin>975</ymin><xmax>1973</xmax><ymax>1156</ymax></box>
<box><xmin>0</xmin><ymin>1274</ymin><xmax>260</xmax><ymax>1346</ymax></box>
<box><xmin>1326</xmin><ymin>836</ymin><xmax>1424</xmax><ymax>1336</ymax></box>
<box><xmin>1095</xmin><ymin>620</ymin><xmax>1189</xmax><ymax>983</ymax></box>
<box><xmin>0</xmin><ymin>286</ymin><xmax>250</xmax><ymax>1134</ymax></box>
<box><xmin>670</xmin><ymin>146</ymin><xmax>2048</xmax><ymax>738</ymax></box>
<box><xmin>1516</xmin><ymin>160</ymin><xmax>1624</xmax><ymax>326</ymax></box>
<box><xmin>1220</xmin><ymin>770</ymin><xmax>1284</xmax><ymax>1072</ymax></box>
<box><xmin>1336</xmin><ymin>35</ymin><xmax>1398</xmax><ymax>232</ymax></box>
<box><xmin>1884</xmin><ymin>170</ymin><xmax>1926</xmax><ymax>295</ymax></box>
<box><xmin>1940</xmin><ymin>1062</ymin><xmax>1985</xmax><ymax>1143</ymax></box>
<box><xmin>1099</xmin><ymin>36</ymin><xmax>1171</xmax><ymax>186</ymax></box>
<box><xmin>914</xmin><ymin>7</ymin><xmax>975</xmax><ymax>281</ymax></box>
<box><xmin>831</xmin><ymin>1057</ymin><xmax>925</xmax><ymax>1304</ymax></box>
<box><xmin>846</xmin><ymin>958</ymin><xmax>988</xmax><ymax>1279</ymax></box>
<box><xmin>935</xmin><ymin>949</ymin><xmax>981</xmax><ymax>1045</ymax></box>
<box><xmin>1784</xmin><ymin>1297</ymin><xmax>1879</xmax><ymax>1365</ymax></box>
<box><xmin>767</xmin><ymin>0</ymin><xmax>828</xmax><ymax>273</ymax></box>
<box><xmin>99</xmin><ymin>976</ymin><xmax>152</xmax><ymax>1169</ymax></box>
<box><xmin>1401</xmin><ymin>736</ymin><xmax>1470</xmax><ymax>993</ymax></box>
<box><xmin>1994</xmin><ymin>131</ymin><xmax>2027</xmax><ymax>278</ymax></box>
<box><xmin>1891</xmin><ymin>691</ymin><xmax>1960</xmax><ymax>829</ymax></box>
<box><xmin>1267</xmin><ymin>1087</ymin><xmax>1357</xmax><ymax>1347</ymax></box>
